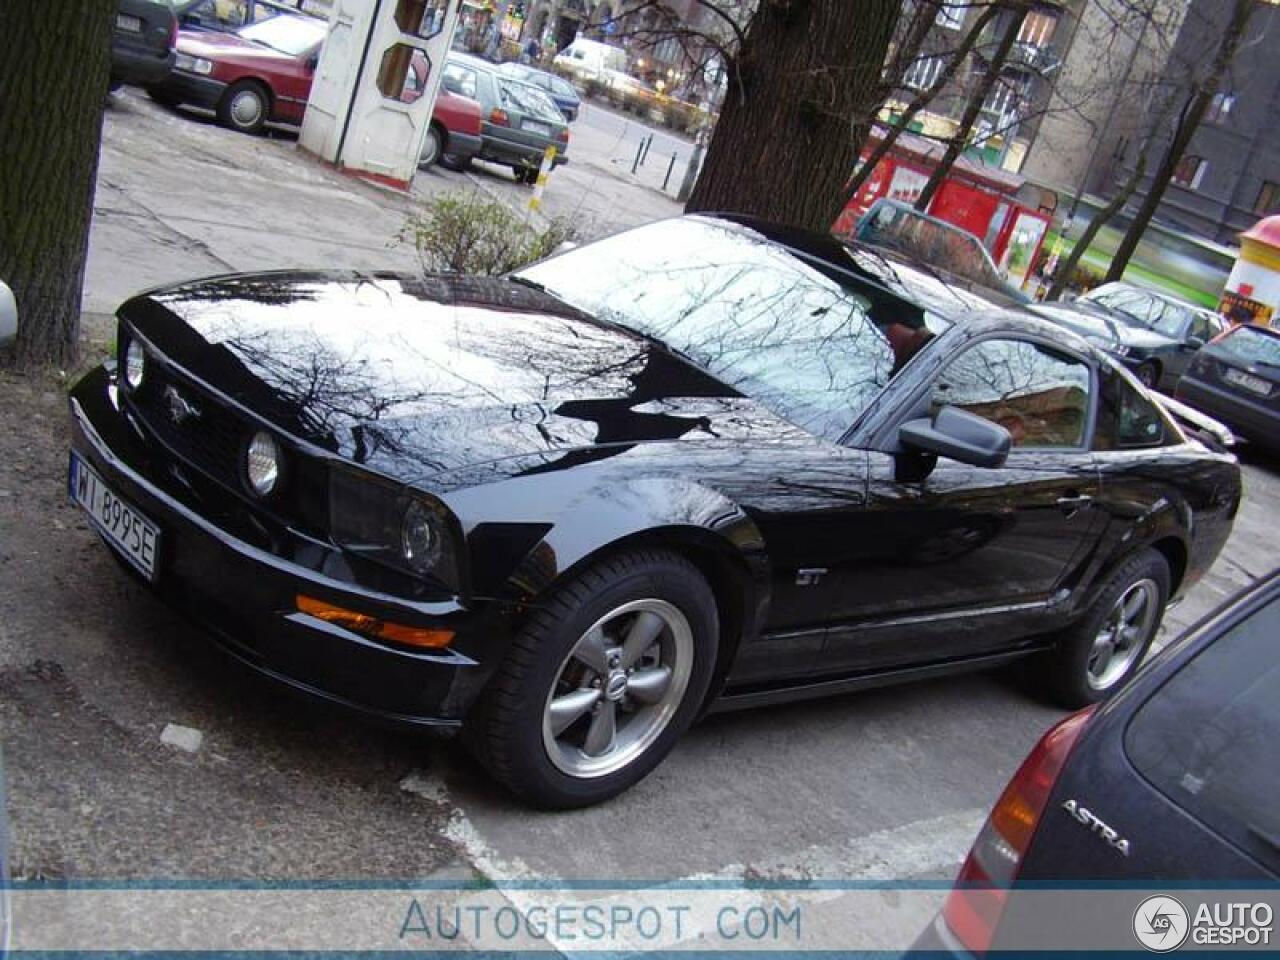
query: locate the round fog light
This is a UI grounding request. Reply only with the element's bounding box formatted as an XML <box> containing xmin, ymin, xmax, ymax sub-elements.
<box><xmin>401</xmin><ymin>500</ymin><xmax>439</xmax><ymax>571</ymax></box>
<box><xmin>245</xmin><ymin>431</ymin><xmax>280</xmax><ymax>496</ymax></box>
<box><xmin>125</xmin><ymin>339</ymin><xmax>146</xmax><ymax>389</ymax></box>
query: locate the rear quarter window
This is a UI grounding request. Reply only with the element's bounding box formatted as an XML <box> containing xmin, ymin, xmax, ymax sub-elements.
<box><xmin>1093</xmin><ymin>362</ymin><xmax>1169</xmax><ymax>449</ymax></box>
<box><xmin>1125</xmin><ymin>592</ymin><xmax>1280</xmax><ymax>867</ymax></box>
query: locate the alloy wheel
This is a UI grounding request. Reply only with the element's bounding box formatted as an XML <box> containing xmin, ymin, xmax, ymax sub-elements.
<box><xmin>1087</xmin><ymin>578</ymin><xmax>1159</xmax><ymax>690</ymax></box>
<box><xmin>541</xmin><ymin>598</ymin><xmax>693</xmax><ymax>778</ymax></box>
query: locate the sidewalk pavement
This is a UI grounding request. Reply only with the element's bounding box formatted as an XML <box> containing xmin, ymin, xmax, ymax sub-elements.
<box><xmin>84</xmin><ymin>88</ymin><xmax>682</xmax><ymax>346</ymax></box>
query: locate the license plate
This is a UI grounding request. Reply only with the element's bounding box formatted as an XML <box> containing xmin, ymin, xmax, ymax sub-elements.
<box><xmin>116</xmin><ymin>13</ymin><xmax>143</xmax><ymax>32</ymax></box>
<box><xmin>523</xmin><ymin>120</ymin><xmax>551</xmax><ymax>137</ymax></box>
<box><xmin>69</xmin><ymin>453</ymin><xmax>161</xmax><ymax>580</ymax></box>
<box><xmin>1224</xmin><ymin>368</ymin><xmax>1271</xmax><ymax>396</ymax></box>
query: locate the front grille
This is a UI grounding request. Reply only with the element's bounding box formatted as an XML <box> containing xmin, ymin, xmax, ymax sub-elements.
<box><xmin>124</xmin><ymin>357</ymin><xmax>330</xmax><ymax>538</ymax></box>
<box><xmin>130</xmin><ymin>361</ymin><xmax>249</xmax><ymax>493</ymax></box>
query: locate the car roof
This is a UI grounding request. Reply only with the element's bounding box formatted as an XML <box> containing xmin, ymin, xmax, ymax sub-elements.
<box><xmin>702</xmin><ymin>213</ymin><xmax>1088</xmax><ymax>351</ymax></box>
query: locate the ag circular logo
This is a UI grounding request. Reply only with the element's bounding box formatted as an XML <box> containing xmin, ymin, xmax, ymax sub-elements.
<box><xmin>1134</xmin><ymin>895</ymin><xmax>1190</xmax><ymax>952</ymax></box>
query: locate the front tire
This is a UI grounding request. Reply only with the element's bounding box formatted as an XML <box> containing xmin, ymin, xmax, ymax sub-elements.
<box><xmin>1030</xmin><ymin>549</ymin><xmax>1170</xmax><ymax>707</ymax></box>
<box><xmin>217</xmin><ymin>80</ymin><xmax>269</xmax><ymax>134</ymax></box>
<box><xmin>465</xmin><ymin>549</ymin><xmax>718</xmax><ymax>808</ymax></box>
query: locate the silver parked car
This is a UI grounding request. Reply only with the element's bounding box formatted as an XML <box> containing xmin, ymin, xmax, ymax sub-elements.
<box><xmin>444</xmin><ymin>52</ymin><xmax>570</xmax><ymax>184</ymax></box>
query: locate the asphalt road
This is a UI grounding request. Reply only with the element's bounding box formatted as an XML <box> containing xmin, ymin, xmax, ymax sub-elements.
<box><xmin>3</xmin><ymin>87</ymin><xmax>1277</xmax><ymax>903</ymax></box>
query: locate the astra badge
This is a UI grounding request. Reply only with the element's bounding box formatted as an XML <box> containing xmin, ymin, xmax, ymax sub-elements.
<box><xmin>164</xmin><ymin>384</ymin><xmax>201</xmax><ymax>424</ymax></box>
<box><xmin>1062</xmin><ymin>798</ymin><xmax>1131</xmax><ymax>856</ymax></box>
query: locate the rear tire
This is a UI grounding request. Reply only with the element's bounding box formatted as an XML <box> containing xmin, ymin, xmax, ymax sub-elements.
<box><xmin>217</xmin><ymin>80</ymin><xmax>269</xmax><ymax>134</ymax></box>
<box><xmin>419</xmin><ymin>125</ymin><xmax>443</xmax><ymax>167</ymax></box>
<box><xmin>147</xmin><ymin>87</ymin><xmax>182</xmax><ymax>108</ymax></box>
<box><xmin>465</xmin><ymin>549</ymin><xmax>718</xmax><ymax>808</ymax></box>
<box><xmin>1028</xmin><ymin>549</ymin><xmax>1170</xmax><ymax>708</ymax></box>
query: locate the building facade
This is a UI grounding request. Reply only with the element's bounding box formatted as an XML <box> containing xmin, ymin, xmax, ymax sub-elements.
<box><xmin>1100</xmin><ymin>0</ymin><xmax>1280</xmax><ymax>245</ymax></box>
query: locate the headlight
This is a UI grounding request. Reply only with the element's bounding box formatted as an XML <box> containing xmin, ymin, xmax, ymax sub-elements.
<box><xmin>124</xmin><ymin>339</ymin><xmax>146</xmax><ymax>390</ymax></box>
<box><xmin>401</xmin><ymin>500</ymin><xmax>441</xmax><ymax>572</ymax></box>
<box><xmin>1111</xmin><ymin>344</ymin><xmax>1131</xmax><ymax>357</ymax></box>
<box><xmin>329</xmin><ymin>467</ymin><xmax>460</xmax><ymax>586</ymax></box>
<box><xmin>1086</xmin><ymin>336</ymin><xmax>1128</xmax><ymax>357</ymax></box>
<box><xmin>175</xmin><ymin>53</ymin><xmax>214</xmax><ymax>75</ymax></box>
<box><xmin>245</xmin><ymin>430</ymin><xmax>281</xmax><ymax>497</ymax></box>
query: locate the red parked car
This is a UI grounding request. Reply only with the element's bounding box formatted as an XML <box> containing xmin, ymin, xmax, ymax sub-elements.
<box><xmin>148</xmin><ymin>13</ymin><xmax>483</xmax><ymax>169</ymax></box>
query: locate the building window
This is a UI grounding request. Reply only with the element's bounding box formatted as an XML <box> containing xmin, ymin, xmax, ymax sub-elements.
<box><xmin>936</xmin><ymin>4</ymin><xmax>963</xmax><ymax>29</ymax></box>
<box><xmin>904</xmin><ymin>55</ymin><xmax>945</xmax><ymax>92</ymax></box>
<box><xmin>1018</xmin><ymin>9</ymin><xmax>1059</xmax><ymax>47</ymax></box>
<box><xmin>1256</xmin><ymin>181</ymin><xmax>1280</xmax><ymax>215</ymax></box>
<box><xmin>1173</xmin><ymin>155</ymin><xmax>1207</xmax><ymax>190</ymax></box>
<box><xmin>1206</xmin><ymin>91</ymin><xmax>1236</xmax><ymax>125</ymax></box>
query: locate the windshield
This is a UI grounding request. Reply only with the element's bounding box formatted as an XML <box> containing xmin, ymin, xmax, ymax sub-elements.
<box><xmin>855</xmin><ymin>203</ymin><xmax>1008</xmax><ymax>294</ymax></box>
<box><xmin>517</xmin><ymin>218</ymin><xmax>946</xmax><ymax>441</ymax></box>
<box><xmin>1216</xmin><ymin>325</ymin><xmax>1280</xmax><ymax>367</ymax></box>
<box><xmin>238</xmin><ymin>15</ymin><xmax>325</xmax><ymax>57</ymax></box>
<box><xmin>1083</xmin><ymin>286</ymin><xmax>1187</xmax><ymax>338</ymax></box>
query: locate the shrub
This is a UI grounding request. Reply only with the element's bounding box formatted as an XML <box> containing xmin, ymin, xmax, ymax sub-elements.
<box><xmin>400</xmin><ymin>191</ymin><xmax>576</xmax><ymax>277</ymax></box>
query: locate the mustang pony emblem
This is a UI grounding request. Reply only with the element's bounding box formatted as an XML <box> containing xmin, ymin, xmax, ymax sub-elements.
<box><xmin>164</xmin><ymin>384</ymin><xmax>201</xmax><ymax>424</ymax></box>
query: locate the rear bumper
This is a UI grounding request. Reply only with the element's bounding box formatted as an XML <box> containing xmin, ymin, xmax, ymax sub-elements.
<box><xmin>68</xmin><ymin>365</ymin><xmax>518</xmax><ymax>731</ymax></box>
<box><xmin>152</xmin><ymin>68</ymin><xmax>226</xmax><ymax>108</ymax></box>
<box><xmin>443</xmin><ymin>129</ymin><xmax>482</xmax><ymax>160</ymax></box>
<box><xmin>478</xmin><ymin>131</ymin><xmax>569</xmax><ymax>168</ymax></box>
<box><xmin>1176</xmin><ymin>376</ymin><xmax>1279</xmax><ymax>449</ymax></box>
<box><xmin>111</xmin><ymin>46</ymin><xmax>176</xmax><ymax>86</ymax></box>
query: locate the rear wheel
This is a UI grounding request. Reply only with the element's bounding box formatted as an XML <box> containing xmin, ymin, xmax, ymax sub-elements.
<box><xmin>1134</xmin><ymin>361</ymin><xmax>1160</xmax><ymax>389</ymax></box>
<box><xmin>1028</xmin><ymin>549</ymin><xmax>1170</xmax><ymax>707</ymax></box>
<box><xmin>419</xmin><ymin>125</ymin><xmax>443</xmax><ymax>167</ymax></box>
<box><xmin>147</xmin><ymin>87</ymin><xmax>182</xmax><ymax>108</ymax></box>
<box><xmin>465</xmin><ymin>549</ymin><xmax>718</xmax><ymax>808</ymax></box>
<box><xmin>217</xmin><ymin>80</ymin><xmax>269</xmax><ymax>134</ymax></box>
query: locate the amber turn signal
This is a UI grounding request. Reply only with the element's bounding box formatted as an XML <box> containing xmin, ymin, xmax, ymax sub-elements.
<box><xmin>296</xmin><ymin>595</ymin><xmax>454</xmax><ymax>650</ymax></box>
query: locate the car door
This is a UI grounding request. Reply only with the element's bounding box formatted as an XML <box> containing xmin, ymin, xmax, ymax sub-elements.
<box><xmin>816</xmin><ymin>335</ymin><xmax>1104</xmax><ymax>675</ymax></box>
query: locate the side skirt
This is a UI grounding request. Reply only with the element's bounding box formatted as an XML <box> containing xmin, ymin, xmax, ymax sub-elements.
<box><xmin>705</xmin><ymin>647</ymin><xmax>1044</xmax><ymax>714</ymax></box>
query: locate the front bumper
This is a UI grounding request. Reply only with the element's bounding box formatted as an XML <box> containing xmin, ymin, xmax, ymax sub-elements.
<box><xmin>69</xmin><ymin>365</ymin><xmax>517</xmax><ymax>730</ymax></box>
<box><xmin>443</xmin><ymin>129</ymin><xmax>483</xmax><ymax>161</ymax></box>
<box><xmin>153</xmin><ymin>68</ymin><xmax>226</xmax><ymax>108</ymax></box>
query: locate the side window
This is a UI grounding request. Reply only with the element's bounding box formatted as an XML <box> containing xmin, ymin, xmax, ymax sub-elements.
<box><xmin>1190</xmin><ymin>313</ymin><xmax>1213</xmax><ymax>343</ymax></box>
<box><xmin>444</xmin><ymin>63</ymin><xmax>477</xmax><ymax>100</ymax></box>
<box><xmin>1125</xmin><ymin>591</ymin><xmax>1280</xmax><ymax>862</ymax></box>
<box><xmin>933</xmin><ymin>339</ymin><xmax>1092</xmax><ymax>448</ymax></box>
<box><xmin>1093</xmin><ymin>363</ymin><xmax>1167</xmax><ymax>449</ymax></box>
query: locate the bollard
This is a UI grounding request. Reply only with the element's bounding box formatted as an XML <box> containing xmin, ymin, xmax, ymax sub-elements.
<box><xmin>526</xmin><ymin>145</ymin><xmax>557</xmax><ymax>216</ymax></box>
<box><xmin>662</xmin><ymin>152</ymin><xmax>677</xmax><ymax>191</ymax></box>
<box><xmin>631</xmin><ymin>138</ymin><xmax>644</xmax><ymax>175</ymax></box>
<box><xmin>640</xmin><ymin>134</ymin><xmax>653</xmax><ymax>166</ymax></box>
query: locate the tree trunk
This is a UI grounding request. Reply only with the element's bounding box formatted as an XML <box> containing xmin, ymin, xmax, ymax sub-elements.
<box><xmin>914</xmin><ymin>4</ymin><xmax>1026</xmax><ymax>213</ymax></box>
<box><xmin>684</xmin><ymin>0</ymin><xmax>901</xmax><ymax>231</ymax></box>
<box><xmin>841</xmin><ymin>3</ymin><xmax>1001</xmax><ymax>208</ymax></box>
<box><xmin>1104</xmin><ymin>0</ymin><xmax>1258</xmax><ymax>283</ymax></box>
<box><xmin>1046</xmin><ymin>155</ymin><xmax>1147</xmax><ymax>300</ymax></box>
<box><xmin>0</xmin><ymin>0</ymin><xmax>115</xmax><ymax>369</ymax></box>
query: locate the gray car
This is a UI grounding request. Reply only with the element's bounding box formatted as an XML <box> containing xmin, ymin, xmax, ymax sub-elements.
<box><xmin>444</xmin><ymin>53</ymin><xmax>570</xmax><ymax>184</ymax></box>
<box><xmin>1034</xmin><ymin>282</ymin><xmax>1226</xmax><ymax>390</ymax></box>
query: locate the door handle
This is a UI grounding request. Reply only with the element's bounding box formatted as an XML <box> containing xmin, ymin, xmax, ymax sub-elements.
<box><xmin>1056</xmin><ymin>493</ymin><xmax>1093</xmax><ymax>515</ymax></box>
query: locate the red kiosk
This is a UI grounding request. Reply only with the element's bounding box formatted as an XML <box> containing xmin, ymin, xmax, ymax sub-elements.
<box><xmin>834</xmin><ymin>128</ymin><xmax>1055</xmax><ymax>291</ymax></box>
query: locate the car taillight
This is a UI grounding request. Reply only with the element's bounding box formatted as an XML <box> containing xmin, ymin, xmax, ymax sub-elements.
<box><xmin>489</xmin><ymin>108</ymin><xmax>509</xmax><ymax>126</ymax></box>
<box><xmin>556</xmin><ymin>128</ymin><xmax>569</xmax><ymax>144</ymax></box>
<box><xmin>167</xmin><ymin>17</ymin><xmax>178</xmax><ymax>49</ymax></box>
<box><xmin>941</xmin><ymin>707</ymin><xmax>1095</xmax><ymax>955</ymax></box>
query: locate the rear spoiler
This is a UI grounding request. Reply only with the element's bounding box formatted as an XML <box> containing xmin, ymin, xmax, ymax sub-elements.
<box><xmin>1153</xmin><ymin>392</ymin><xmax>1235</xmax><ymax>453</ymax></box>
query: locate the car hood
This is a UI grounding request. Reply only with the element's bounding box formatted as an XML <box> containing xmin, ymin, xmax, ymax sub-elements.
<box><xmin>121</xmin><ymin>271</ymin><xmax>805</xmax><ymax>481</ymax></box>
<box><xmin>176</xmin><ymin>30</ymin><xmax>298</xmax><ymax>64</ymax></box>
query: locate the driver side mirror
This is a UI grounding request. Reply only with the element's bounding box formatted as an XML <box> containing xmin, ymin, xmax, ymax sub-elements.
<box><xmin>1184</xmin><ymin>335</ymin><xmax>1206</xmax><ymax>351</ymax></box>
<box><xmin>899</xmin><ymin>405</ymin><xmax>1011</xmax><ymax>469</ymax></box>
<box><xmin>442</xmin><ymin>74</ymin><xmax>463</xmax><ymax>94</ymax></box>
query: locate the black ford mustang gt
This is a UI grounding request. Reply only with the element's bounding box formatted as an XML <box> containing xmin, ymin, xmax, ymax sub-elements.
<box><xmin>68</xmin><ymin>215</ymin><xmax>1241</xmax><ymax>807</ymax></box>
